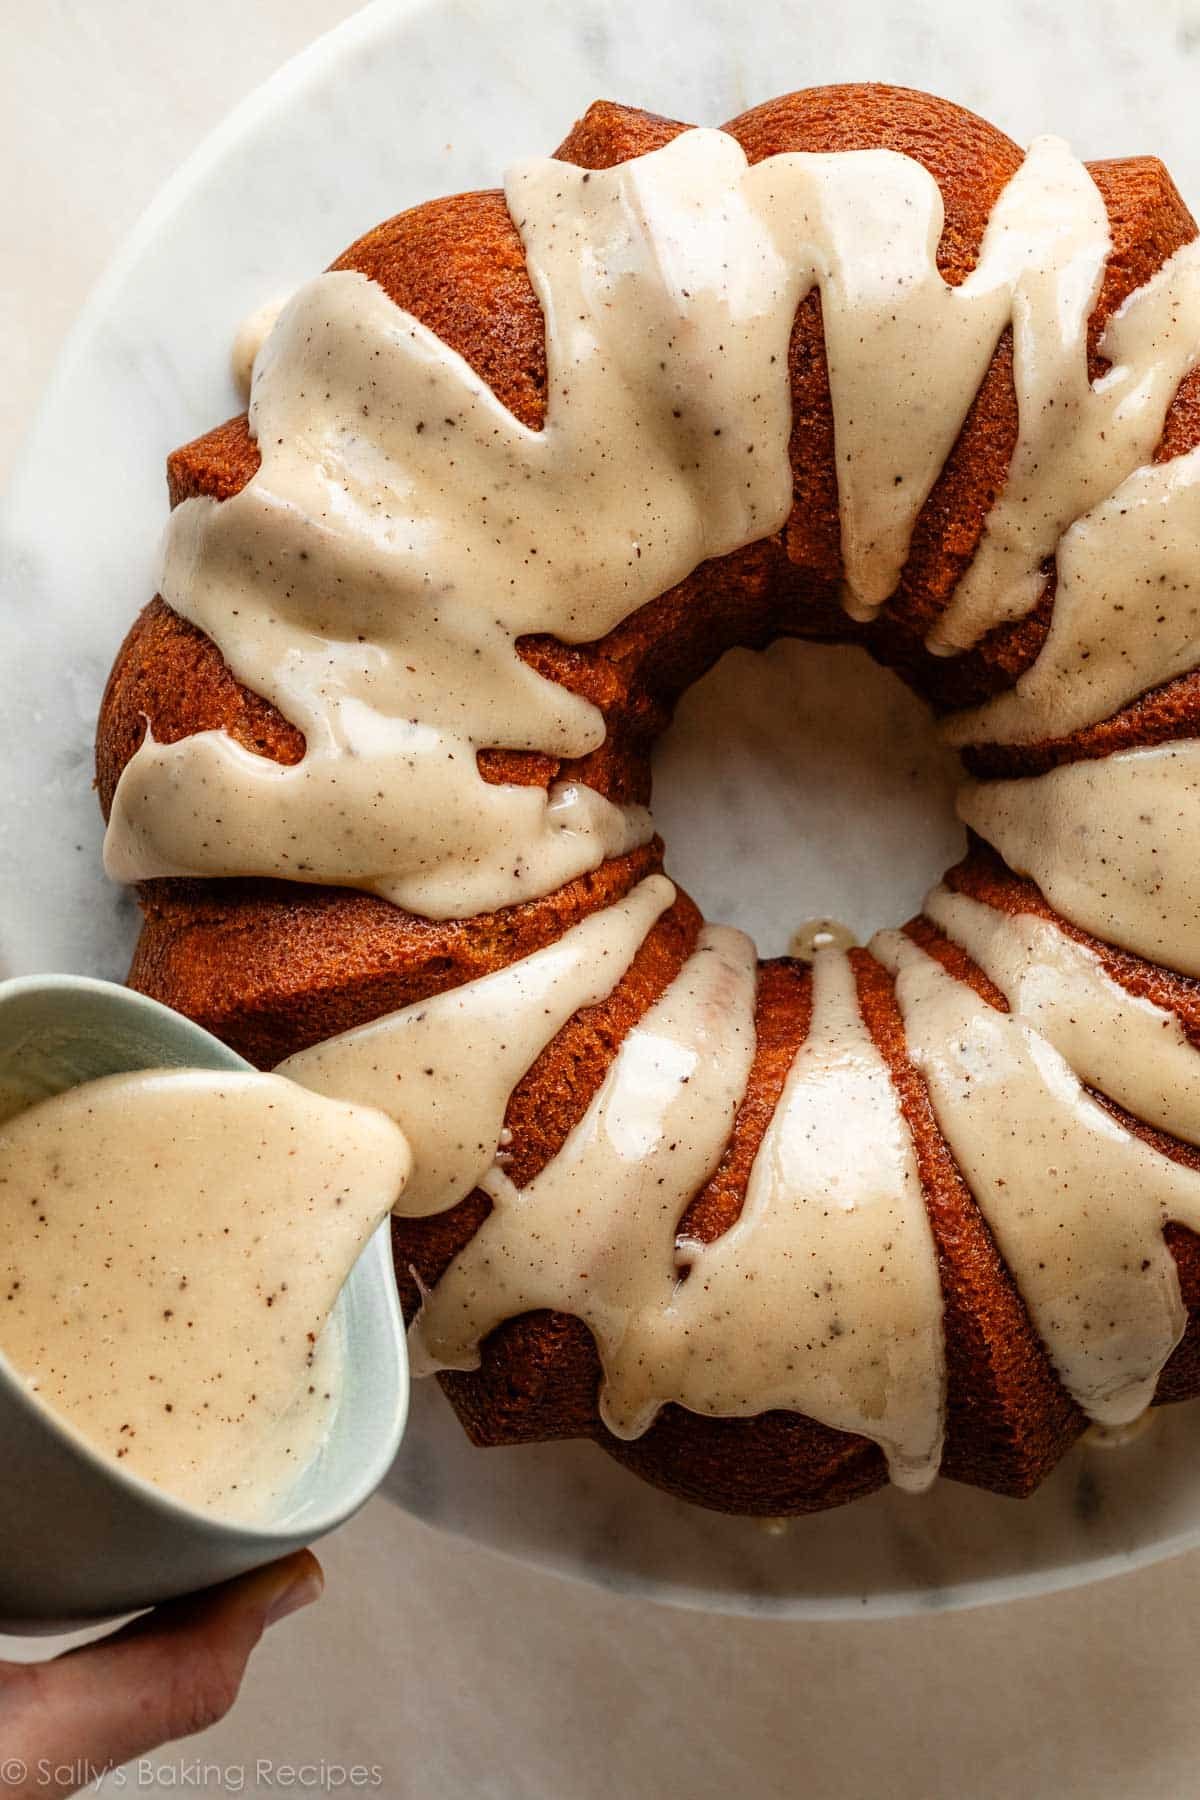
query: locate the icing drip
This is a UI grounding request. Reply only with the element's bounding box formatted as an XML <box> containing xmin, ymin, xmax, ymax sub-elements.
<box><xmin>411</xmin><ymin>941</ymin><xmax>944</xmax><ymax>1487</ymax></box>
<box><xmin>958</xmin><ymin>743</ymin><xmax>1200</xmax><ymax>977</ymax></box>
<box><xmin>106</xmin><ymin>126</ymin><xmax>817</xmax><ymax>919</ymax></box>
<box><xmin>923</xmin><ymin>884</ymin><xmax>1200</xmax><ymax>1146</ymax></box>
<box><xmin>0</xmin><ymin>1071</ymin><xmax>409</xmax><ymax>1520</ymax></box>
<box><xmin>1084</xmin><ymin>1413</ymin><xmax>1158</xmax><ymax>1449</ymax></box>
<box><xmin>929</xmin><ymin>235</ymin><xmax>1200</xmax><ymax>654</ymax></box>
<box><xmin>946</xmin><ymin>445</ymin><xmax>1200</xmax><ymax>744</ymax></box>
<box><xmin>231</xmin><ymin>294</ymin><xmax>290</xmax><ymax>403</ymax></box>
<box><xmin>606</xmin><ymin>947</ymin><xmax>944</xmax><ymax>1490</ymax></box>
<box><xmin>751</xmin><ymin>136</ymin><xmax>1096</xmax><ymax>616</ymax></box>
<box><xmin>279</xmin><ymin>873</ymin><xmax>675</xmax><ymax>1215</ymax></box>
<box><xmin>411</xmin><ymin>926</ymin><xmax>758</xmax><ymax>1397</ymax></box>
<box><xmin>873</xmin><ymin>930</ymin><xmax>1200</xmax><ymax>1427</ymax></box>
<box><xmin>102</xmin><ymin>127</ymin><xmax>1200</xmax><ymax>923</ymax></box>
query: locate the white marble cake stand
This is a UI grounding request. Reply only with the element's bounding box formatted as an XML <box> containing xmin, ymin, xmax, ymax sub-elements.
<box><xmin>4</xmin><ymin>0</ymin><xmax>1200</xmax><ymax>1617</ymax></box>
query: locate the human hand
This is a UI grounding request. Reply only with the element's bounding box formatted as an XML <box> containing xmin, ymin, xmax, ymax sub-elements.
<box><xmin>0</xmin><ymin>1550</ymin><xmax>323</xmax><ymax>1798</ymax></box>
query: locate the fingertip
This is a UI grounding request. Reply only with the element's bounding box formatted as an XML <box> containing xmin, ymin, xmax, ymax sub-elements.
<box><xmin>192</xmin><ymin>1548</ymin><xmax>324</xmax><ymax>1640</ymax></box>
<box><xmin>261</xmin><ymin>1550</ymin><xmax>325</xmax><ymax>1629</ymax></box>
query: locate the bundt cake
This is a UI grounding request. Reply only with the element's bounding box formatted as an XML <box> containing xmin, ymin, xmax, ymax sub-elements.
<box><xmin>95</xmin><ymin>83</ymin><xmax>1200</xmax><ymax>1515</ymax></box>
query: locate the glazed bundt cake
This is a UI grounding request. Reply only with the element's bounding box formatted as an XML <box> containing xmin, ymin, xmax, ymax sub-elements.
<box><xmin>96</xmin><ymin>83</ymin><xmax>1200</xmax><ymax>1515</ymax></box>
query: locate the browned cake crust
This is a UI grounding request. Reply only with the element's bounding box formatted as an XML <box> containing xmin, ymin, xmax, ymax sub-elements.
<box><xmin>96</xmin><ymin>84</ymin><xmax>1200</xmax><ymax>1513</ymax></box>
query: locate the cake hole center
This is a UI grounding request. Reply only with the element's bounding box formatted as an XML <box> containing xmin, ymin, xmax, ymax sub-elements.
<box><xmin>650</xmin><ymin>640</ymin><xmax>966</xmax><ymax>956</ymax></box>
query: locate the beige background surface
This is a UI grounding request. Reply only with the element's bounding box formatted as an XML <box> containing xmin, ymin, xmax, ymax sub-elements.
<box><xmin>5</xmin><ymin>3</ymin><xmax>1200</xmax><ymax>1795</ymax></box>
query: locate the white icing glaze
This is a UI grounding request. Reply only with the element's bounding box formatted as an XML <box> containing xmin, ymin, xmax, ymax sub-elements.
<box><xmin>0</xmin><ymin>1070</ymin><xmax>409</xmax><ymax>1520</ymax></box>
<box><xmin>923</xmin><ymin>883</ymin><xmax>1200</xmax><ymax>1145</ymax></box>
<box><xmin>609</xmin><ymin>946</ymin><xmax>944</xmax><ymax>1490</ymax></box>
<box><xmin>946</xmin><ymin>444</ymin><xmax>1200</xmax><ymax>744</ymax></box>
<box><xmin>279</xmin><ymin>873</ymin><xmax>675</xmax><ymax>1215</ymax></box>
<box><xmin>930</xmin><ymin>235</ymin><xmax>1200</xmax><ymax>653</ymax></box>
<box><xmin>958</xmin><ymin>743</ymin><xmax>1200</xmax><ymax>977</ymax></box>
<box><xmin>412</xmin><ymin>941</ymin><xmax>944</xmax><ymax>1487</ymax></box>
<box><xmin>231</xmin><ymin>294</ymin><xmax>291</xmax><ymax>402</ymax></box>
<box><xmin>411</xmin><ymin>926</ymin><xmax>758</xmax><ymax>1395</ymax></box>
<box><xmin>103</xmin><ymin>126</ymin><xmax>1200</xmax><ymax>925</ymax></box>
<box><xmin>107</xmin><ymin>126</ymin><xmax>816</xmax><ymax>918</ymax></box>
<box><xmin>755</xmin><ymin>135</ymin><xmax>1090</xmax><ymax>617</ymax></box>
<box><xmin>873</xmin><ymin>929</ymin><xmax>1200</xmax><ymax>1427</ymax></box>
<box><xmin>1084</xmin><ymin>1412</ymin><xmax>1159</xmax><ymax>1449</ymax></box>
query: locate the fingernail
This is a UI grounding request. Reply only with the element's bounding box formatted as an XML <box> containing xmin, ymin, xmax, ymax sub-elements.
<box><xmin>265</xmin><ymin>1564</ymin><xmax>324</xmax><ymax>1629</ymax></box>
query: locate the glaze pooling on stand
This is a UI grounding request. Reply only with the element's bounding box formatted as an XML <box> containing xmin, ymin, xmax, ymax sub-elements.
<box><xmin>278</xmin><ymin>873</ymin><xmax>675</xmax><ymax>1215</ymax></box>
<box><xmin>0</xmin><ymin>1070</ymin><xmax>409</xmax><ymax>1521</ymax></box>
<box><xmin>788</xmin><ymin>919</ymin><xmax>859</xmax><ymax>958</ymax></box>
<box><xmin>104</xmin><ymin>126</ymin><xmax>1200</xmax><ymax>921</ymax></box>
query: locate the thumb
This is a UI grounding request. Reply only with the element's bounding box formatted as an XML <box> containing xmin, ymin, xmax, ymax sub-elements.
<box><xmin>1</xmin><ymin>1550</ymin><xmax>323</xmax><ymax>1794</ymax></box>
